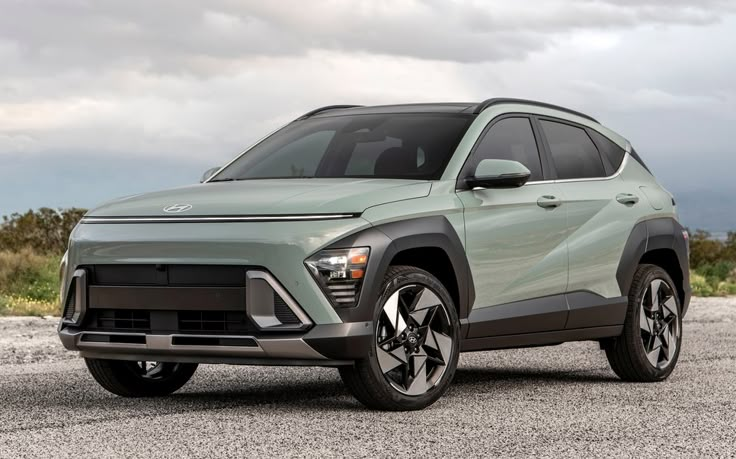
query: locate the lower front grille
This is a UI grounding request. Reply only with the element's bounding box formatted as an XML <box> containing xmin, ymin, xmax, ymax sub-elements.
<box><xmin>77</xmin><ymin>265</ymin><xmax>311</xmax><ymax>335</ymax></box>
<box><xmin>86</xmin><ymin>309</ymin><xmax>257</xmax><ymax>335</ymax></box>
<box><xmin>95</xmin><ymin>310</ymin><xmax>151</xmax><ymax>331</ymax></box>
<box><xmin>178</xmin><ymin>311</ymin><xmax>252</xmax><ymax>333</ymax></box>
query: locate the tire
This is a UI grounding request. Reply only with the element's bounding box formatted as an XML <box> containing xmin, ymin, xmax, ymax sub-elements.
<box><xmin>85</xmin><ymin>358</ymin><xmax>198</xmax><ymax>397</ymax></box>
<box><xmin>339</xmin><ymin>265</ymin><xmax>460</xmax><ymax>411</ymax></box>
<box><xmin>605</xmin><ymin>264</ymin><xmax>682</xmax><ymax>382</ymax></box>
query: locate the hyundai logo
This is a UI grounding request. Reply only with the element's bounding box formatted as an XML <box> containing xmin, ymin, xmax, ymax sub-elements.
<box><xmin>163</xmin><ymin>204</ymin><xmax>193</xmax><ymax>213</ymax></box>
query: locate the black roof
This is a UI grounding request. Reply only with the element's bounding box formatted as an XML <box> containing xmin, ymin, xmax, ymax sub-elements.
<box><xmin>303</xmin><ymin>98</ymin><xmax>598</xmax><ymax>123</ymax></box>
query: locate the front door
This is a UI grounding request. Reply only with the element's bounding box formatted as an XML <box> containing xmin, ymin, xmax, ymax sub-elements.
<box><xmin>457</xmin><ymin>116</ymin><xmax>569</xmax><ymax>338</ymax></box>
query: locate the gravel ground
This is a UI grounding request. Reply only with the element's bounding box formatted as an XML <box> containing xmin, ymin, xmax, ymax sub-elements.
<box><xmin>0</xmin><ymin>297</ymin><xmax>734</xmax><ymax>458</ymax></box>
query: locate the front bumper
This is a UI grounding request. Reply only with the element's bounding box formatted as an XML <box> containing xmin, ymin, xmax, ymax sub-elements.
<box><xmin>58</xmin><ymin>264</ymin><xmax>374</xmax><ymax>365</ymax></box>
<box><xmin>59</xmin><ymin>321</ymin><xmax>373</xmax><ymax>366</ymax></box>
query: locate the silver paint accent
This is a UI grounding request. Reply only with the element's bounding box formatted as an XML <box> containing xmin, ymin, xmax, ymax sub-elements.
<box><xmin>246</xmin><ymin>270</ymin><xmax>313</xmax><ymax>330</ymax></box>
<box><xmin>60</xmin><ymin>329</ymin><xmax>327</xmax><ymax>360</ymax></box>
<box><xmin>80</xmin><ymin>214</ymin><xmax>359</xmax><ymax>224</ymax></box>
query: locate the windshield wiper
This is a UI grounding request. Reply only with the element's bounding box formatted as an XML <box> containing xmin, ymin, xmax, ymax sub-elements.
<box><xmin>208</xmin><ymin>178</ymin><xmax>236</xmax><ymax>182</ymax></box>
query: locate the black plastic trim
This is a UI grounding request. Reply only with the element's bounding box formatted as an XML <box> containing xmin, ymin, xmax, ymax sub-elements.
<box><xmin>466</xmin><ymin>291</ymin><xmax>628</xmax><ymax>341</ymax></box>
<box><xmin>472</xmin><ymin>98</ymin><xmax>598</xmax><ymax>123</ymax></box>
<box><xmin>316</xmin><ymin>216</ymin><xmax>475</xmax><ymax>325</ymax></box>
<box><xmin>88</xmin><ymin>286</ymin><xmax>246</xmax><ymax>311</ymax></box>
<box><xmin>565</xmin><ymin>292</ymin><xmax>628</xmax><ymax>329</ymax></box>
<box><xmin>461</xmin><ymin>325</ymin><xmax>622</xmax><ymax>352</ymax></box>
<box><xmin>467</xmin><ymin>295</ymin><xmax>568</xmax><ymax>338</ymax></box>
<box><xmin>616</xmin><ymin>217</ymin><xmax>691</xmax><ymax>315</ymax></box>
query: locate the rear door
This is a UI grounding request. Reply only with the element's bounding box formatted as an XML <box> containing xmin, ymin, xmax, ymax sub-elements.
<box><xmin>458</xmin><ymin>116</ymin><xmax>569</xmax><ymax>338</ymax></box>
<box><xmin>537</xmin><ymin>117</ymin><xmax>639</xmax><ymax>328</ymax></box>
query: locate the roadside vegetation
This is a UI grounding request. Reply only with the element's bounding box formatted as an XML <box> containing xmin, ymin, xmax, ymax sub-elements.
<box><xmin>0</xmin><ymin>208</ymin><xmax>733</xmax><ymax>316</ymax></box>
<box><xmin>0</xmin><ymin>208</ymin><xmax>84</xmax><ymax>316</ymax></box>
<box><xmin>688</xmin><ymin>230</ymin><xmax>736</xmax><ymax>296</ymax></box>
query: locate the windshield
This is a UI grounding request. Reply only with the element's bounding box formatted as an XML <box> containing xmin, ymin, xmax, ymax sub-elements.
<box><xmin>211</xmin><ymin>113</ymin><xmax>473</xmax><ymax>181</ymax></box>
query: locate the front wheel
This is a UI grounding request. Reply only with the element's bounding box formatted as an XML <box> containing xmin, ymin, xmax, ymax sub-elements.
<box><xmin>339</xmin><ymin>265</ymin><xmax>460</xmax><ymax>411</ymax></box>
<box><xmin>605</xmin><ymin>264</ymin><xmax>682</xmax><ymax>382</ymax></box>
<box><xmin>85</xmin><ymin>358</ymin><xmax>198</xmax><ymax>397</ymax></box>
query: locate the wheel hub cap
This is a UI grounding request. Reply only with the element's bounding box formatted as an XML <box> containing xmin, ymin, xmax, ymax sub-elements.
<box><xmin>639</xmin><ymin>278</ymin><xmax>680</xmax><ymax>369</ymax></box>
<box><xmin>376</xmin><ymin>284</ymin><xmax>453</xmax><ymax>396</ymax></box>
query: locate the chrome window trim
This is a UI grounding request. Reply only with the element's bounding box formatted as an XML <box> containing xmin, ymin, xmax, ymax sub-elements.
<box><xmin>524</xmin><ymin>151</ymin><xmax>630</xmax><ymax>186</ymax></box>
<box><xmin>81</xmin><ymin>214</ymin><xmax>359</xmax><ymax>224</ymax></box>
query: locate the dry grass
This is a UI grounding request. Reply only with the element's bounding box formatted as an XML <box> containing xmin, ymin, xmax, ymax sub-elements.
<box><xmin>0</xmin><ymin>294</ymin><xmax>58</xmax><ymax>317</ymax></box>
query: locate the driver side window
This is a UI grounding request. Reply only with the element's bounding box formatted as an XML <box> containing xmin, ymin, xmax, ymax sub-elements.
<box><xmin>468</xmin><ymin>117</ymin><xmax>543</xmax><ymax>181</ymax></box>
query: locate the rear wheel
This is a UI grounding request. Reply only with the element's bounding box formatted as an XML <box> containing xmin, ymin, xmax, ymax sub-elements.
<box><xmin>339</xmin><ymin>265</ymin><xmax>460</xmax><ymax>411</ymax></box>
<box><xmin>605</xmin><ymin>264</ymin><xmax>682</xmax><ymax>381</ymax></box>
<box><xmin>85</xmin><ymin>358</ymin><xmax>198</xmax><ymax>397</ymax></box>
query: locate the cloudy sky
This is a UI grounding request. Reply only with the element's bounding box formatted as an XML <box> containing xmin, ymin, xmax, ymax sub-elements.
<box><xmin>1</xmin><ymin>0</ymin><xmax>735</xmax><ymax>228</ymax></box>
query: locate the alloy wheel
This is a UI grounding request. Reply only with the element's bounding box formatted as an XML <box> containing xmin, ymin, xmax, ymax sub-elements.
<box><xmin>639</xmin><ymin>278</ymin><xmax>680</xmax><ymax>369</ymax></box>
<box><xmin>135</xmin><ymin>361</ymin><xmax>171</xmax><ymax>380</ymax></box>
<box><xmin>375</xmin><ymin>284</ymin><xmax>453</xmax><ymax>396</ymax></box>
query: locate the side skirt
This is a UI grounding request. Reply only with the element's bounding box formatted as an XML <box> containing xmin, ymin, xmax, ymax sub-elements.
<box><xmin>460</xmin><ymin>325</ymin><xmax>623</xmax><ymax>352</ymax></box>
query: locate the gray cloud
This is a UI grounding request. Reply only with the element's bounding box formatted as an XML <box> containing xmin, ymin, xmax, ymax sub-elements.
<box><xmin>1</xmin><ymin>0</ymin><xmax>734</xmax><ymax>76</ymax></box>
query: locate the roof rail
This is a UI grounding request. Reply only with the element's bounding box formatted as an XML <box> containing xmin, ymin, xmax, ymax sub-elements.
<box><xmin>472</xmin><ymin>98</ymin><xmax>598</xmax><ymax>123</ymax></box>
<box><xmin>296</xmin><ymin>105</ymin><xmax>363</xmax><ymax>120</ymax></box>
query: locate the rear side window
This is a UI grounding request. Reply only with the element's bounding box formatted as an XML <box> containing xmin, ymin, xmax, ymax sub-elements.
<box><xmin>588</xmin><ymin>130</ymin><xmax>625</xmax><ymax>172</ymax></box>
<box><xmin>466</xmin><ymin>117</ymin><xmax>543</xmax><ymax>181</ymax></box>
<box><xmin>540</xmin><ymin>120</ymin><xmax>605</xmax><ymax>180</ymax></box>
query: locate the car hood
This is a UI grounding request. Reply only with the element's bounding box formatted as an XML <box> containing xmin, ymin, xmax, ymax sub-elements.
<box><xmin>87</xmin><ymin>179</ymin><xmax>432</xmax><ymax>217</ymax></box>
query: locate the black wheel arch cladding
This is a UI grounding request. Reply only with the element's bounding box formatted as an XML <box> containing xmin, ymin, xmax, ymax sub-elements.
<box><xmin>321</xmin><ymin>215</ymin><xmax>475</xmax><ymax>323</ymax></box>
<box><xmin>616</xmin><ymin>217</ymin><xmax>691</xmax><ymax>315</ymax></box>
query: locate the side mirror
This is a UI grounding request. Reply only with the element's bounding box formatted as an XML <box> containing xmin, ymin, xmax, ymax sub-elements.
<box><xmin>465</xmin><ymin>159</ymin><xmax>531</xmax><ymax>189</ymax></box>
<box><xmin>200</xmin><ymin>167</ymin><xmax>220</xmax><ymax>183</ymax></box>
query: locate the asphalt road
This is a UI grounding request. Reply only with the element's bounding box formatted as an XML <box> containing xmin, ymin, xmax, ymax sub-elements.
<box><xmin>1</xmin><ymin>297</ymin><xmax>734</xmax><ymax>458</ymax></box>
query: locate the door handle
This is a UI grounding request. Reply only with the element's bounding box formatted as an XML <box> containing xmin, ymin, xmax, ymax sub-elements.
<box><xmin>616</xmin><ymin>193</ymin><xmax>639</xmax><ymax>205</ymax></box>
<box><xmin>537</xmin><ymin>195</ymin><xmax>562</xmax><ymax>208</ymax></box>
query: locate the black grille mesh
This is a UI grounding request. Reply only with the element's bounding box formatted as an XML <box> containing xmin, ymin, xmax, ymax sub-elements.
<box><xmin>95</xmin><ymin>310</ymin><xmax>150</xmax><ymax>331</ymax></box>
<box><xmin>274</xmin><ymin>292</ymin><xmax>301</xmax><ymax>324</ymax></box>
<box><xmin>178</xmin><ymin>311</ymin><xmax>253</xmax><ymax>333</ymax></box>
<box><xmin>62</xmin><ymin>279</ymin><xmax>76</xmax><ymax>321</ymax></box>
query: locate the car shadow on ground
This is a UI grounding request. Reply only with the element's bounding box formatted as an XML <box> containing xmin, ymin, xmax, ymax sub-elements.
<box><xmin>104</xmin><ymin>366</ymin><xmax>618</xmax><ymax>412</ymax></box>
<box><xmin>4</xmin><ymin>364</ymin><xmax>621</xmax><ymax>419</ymax></box>
<box><xmin>453</xmin><ymin>366</ymin><xmax>618</xmax><ymax>385</ymax></box>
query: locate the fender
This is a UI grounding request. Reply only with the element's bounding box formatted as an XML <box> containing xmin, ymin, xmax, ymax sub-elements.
<box><xmin>616</xmin><ymin>217</ymin><xmax>691</xmax><ymax>315</ymax></box>
<box><xmin>319</xmin><ymin>216</ymin><xmax>475</xmax><ymax>324</ymax></box>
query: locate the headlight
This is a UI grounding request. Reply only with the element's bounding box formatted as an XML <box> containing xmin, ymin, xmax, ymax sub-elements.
<box><xmin>305</xmin><ymin>247</ymin><xmax>369</xmax><ymax>308</ymax></box>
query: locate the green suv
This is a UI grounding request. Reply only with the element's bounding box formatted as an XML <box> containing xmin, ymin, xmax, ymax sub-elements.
<box><xmin>58</xmin><ymin>99</ymin><xmax>690</xmax><ymax>411</ymax></box>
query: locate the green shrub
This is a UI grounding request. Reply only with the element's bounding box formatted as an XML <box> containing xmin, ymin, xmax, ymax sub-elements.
<box><xmin>0</xmin><ymin>207</ymin><xmax>86</xmax><ymax>254</ymax></box>
<box><xmin>696</xmin><ymin>261</ymin><xmax>736</xmax><ymax>283</ymax></box>
<box><xmin>691</xmin><ymin>273</ymin><xmax>714</xmax><ymax>297</ymax></box>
